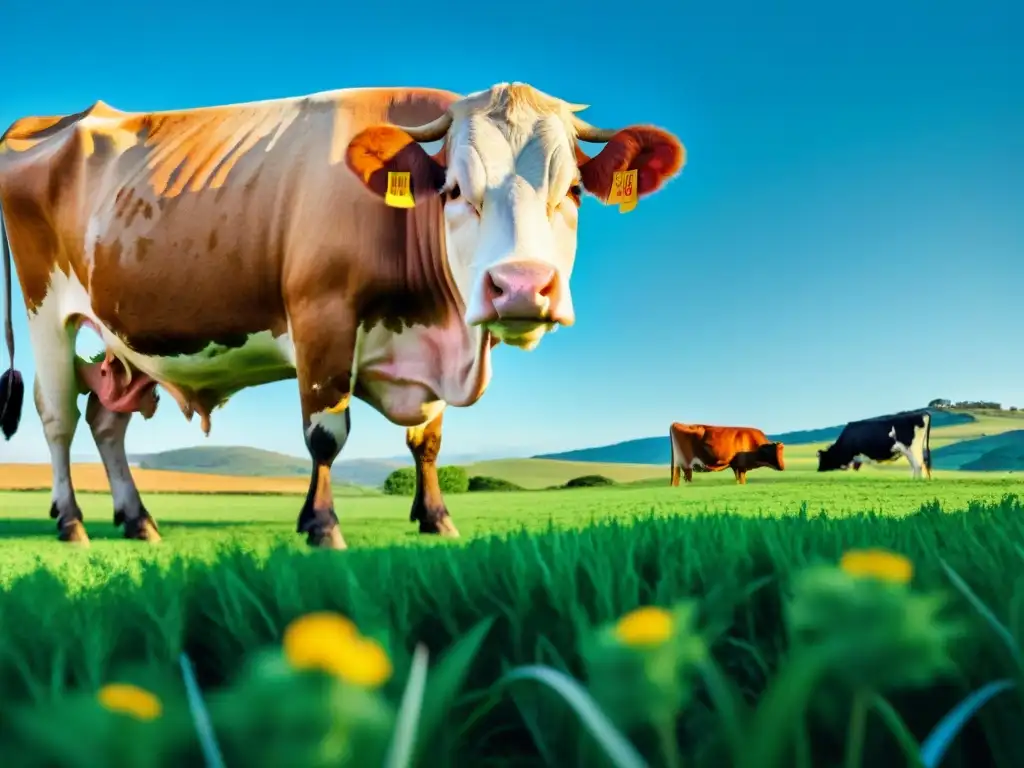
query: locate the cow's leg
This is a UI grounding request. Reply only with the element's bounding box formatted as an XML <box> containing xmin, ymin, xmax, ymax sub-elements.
<box><xmin>291</xmin><ymin>310</ymin><xmax>356</xmax><ymax>550</ymax></box>
<box><xmin>407</xmin><ymin>409</ymin><xmax>459</xmax><ymax>536</ymax></box>
<box><xmin>295</xmin><ymin>405</ymin><xmax>349</xmax><ymax>550</ymax></box>
<box><xmin>683</xmin><ymin>464</ymin><xmax>694</xmax><ymax>483</ymax></box>
<box><xmin>733</xmin><ymin>467</ymin><xmax>747</xmax><ymax>484</ymax></box>
<box><xmin>670</xmin><ymin>464</ymin><xmax>681</xmax><ymax>487</ymax></box>
<box><xmin>29</xmin><ymin>324</ymin><xmax>88</xmax><ymax>544</ymax></box>
<box><xmin>84</xmin><ymin>393</ymin><xmax>161</xmax><ymax>542</ymax></box>
<box><xmin>892</xmin><ymin>440</ymin><xmax>921</xmax><ymax>479</ymax></box>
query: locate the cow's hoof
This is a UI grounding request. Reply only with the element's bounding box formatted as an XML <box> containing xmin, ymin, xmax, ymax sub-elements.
<box><xmin>58</xmin><ymin>520</ymin><xmax>90</xmax><ymax>546</ymax></box>
<box><xmin>306</xmin><ymin>526</ymin><xmax>347</xmax><ymax>550</ymax></box>
<box><xmin>124</xmin><ymin>515</ymin><xmax>162</xmax><ymax>544</ymax></box>
<box><xmin>420</xmin><ymin>515</ymin><xmax>460</xmax><ymax>537</ymax></box>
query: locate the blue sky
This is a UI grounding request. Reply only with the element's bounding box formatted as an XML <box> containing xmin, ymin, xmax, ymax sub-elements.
<box><xmin>1</xmin><ymin>0</ymin><xmax>1021</xmax><ymax>464</ymax></box>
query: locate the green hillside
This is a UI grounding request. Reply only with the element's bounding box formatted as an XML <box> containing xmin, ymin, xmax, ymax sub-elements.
<box><xmin>129</xmin><ymin>446</ymin><xmax>407</xmax><ymax>488</ymax></box>
<box><xmin>931</xmin><ymin>430</ymin><xmax>1024</xmax><ymax>472</ymax></box>
<box><xmin>127</xmin><ymin>409</ymin><xmax>1024</xmax><ymax>491</ymax></box>
<box><xmin>130</xmin><ymin>447</ymin><xmax>307</xmax><ymax>476</ymax></box>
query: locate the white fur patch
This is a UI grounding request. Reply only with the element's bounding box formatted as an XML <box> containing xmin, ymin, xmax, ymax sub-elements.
<box><xmin>442</xmin><ymin>104</ymin><xmax>579</xmax><ymax>346</ymax></box>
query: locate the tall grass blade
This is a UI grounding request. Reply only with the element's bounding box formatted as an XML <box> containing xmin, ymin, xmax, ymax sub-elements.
<box><xmin>868</xmin><ymin>694</ymin><xmax>923</xmax><ymax>767</ymax></box>
<box><xmin>739</xmin><ymin>651</ymin><xmax>830</xmax><ymax>768</ymax></box>
<box><xmin>940</xmin><ymin>560</ymin><xmax>1022</xmax><ymax>665</ymax></box>
<box><xmin>417</xmin><ymin>616</ymin><xmax>495</xmax><ymax>747</ymax></box>
<box><xmin>697</xmin><ymin>658</ymin><xmax>746</xmax><ymax>765</ymax></box>
<box><xmin>919</xmin><ymin>679</ymin><xmax>1015</xmax><ymax>768</ymax></box>
<box><xmin>179</xmin><ymin>653</ymin><xmax>226</xmax><ymax>768</ymax></box>
<box><xmin>384</xmin><ymin>643</ymin><xmax>430</xmax><ymax>768</ymax></box>
<box><xmin>500</xmin><ymin>665</ymin><xmax>648</xmax><ymax>768</ymax></box>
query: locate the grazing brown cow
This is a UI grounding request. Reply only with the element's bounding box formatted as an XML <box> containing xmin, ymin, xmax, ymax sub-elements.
<box><xmin>669</xmin><ymin>423</ymin><xmax>785</xmax><ymax>485</ymax></box>
<box><xmin>0</xmin><ymin>83</ymin><xmax>685</xmax><ymax>548</ymax></box>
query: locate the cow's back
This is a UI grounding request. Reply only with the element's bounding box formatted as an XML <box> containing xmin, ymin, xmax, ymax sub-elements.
<box><xmin>0</xmin><ymin>87</ymin><xmax>460</xmax><ymax>356</ymax></box>
<box><xmin>670</xmin><ymin>424</ymin><xmax>767</xmax><ymax>468</ymax></box>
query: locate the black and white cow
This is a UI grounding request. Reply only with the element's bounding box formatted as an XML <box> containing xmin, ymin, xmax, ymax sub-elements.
<box><xmin>816</xmin><ymin>409</ymin><xmax>932</xmax><ymax>479</ymax></box>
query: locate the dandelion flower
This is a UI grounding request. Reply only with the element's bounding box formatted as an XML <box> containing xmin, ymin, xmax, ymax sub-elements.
<box><xmin>840</xmin><ymin>549</ymin><xmax>913</xmax><ymax>585</ymax></box>
<box><xmin>97</xmin><ymin>683</ymin><xmax>163</xmax><ymax>721</ymax></box>
<box><xmin>614</xmin><ymin>606</ymin><xmax>674</xmax><ymax>647</ymax></box>
<box><xmin>283</xmin><ymin>611</ymin><xmax>392</xmax><ymax>688</ymax></box>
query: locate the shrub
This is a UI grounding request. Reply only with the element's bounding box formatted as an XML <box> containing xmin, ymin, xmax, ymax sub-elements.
<box><xmin>563</xmin><ymin>474</ymin><xmax>616</xmax><ymax>489</ymax></box>
<box><xmin>382</xmin><ymin>468</ymin><xmax>416</xmax><ymax>496</ymax></box>
<box><xmin>382</xmin><ymin>465</ymin><xmax>470</xmax><ymax>495</ymax></box>
<box><xmin>468</xmin><ymin>475</ymin><xmax>523</xmax><ymax>492</ymax></box>
<box><xmin>437</xmin><ymin>465</ymin><xmax>470</xmax><ymax>494</ymax></box>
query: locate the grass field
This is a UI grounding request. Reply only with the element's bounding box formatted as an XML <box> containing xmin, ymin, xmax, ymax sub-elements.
<box><xmin>0</xmin><ymin>491</ymin><xmax>1023</xmax><ymax>766</ymax></box>
<box><xmin>3</xmin><ymin>413</ymin><xmax>1024</xmax><ymax>766</ymax></box>
<box><xmin>2</xmin><ymin>471</ymin><xmax>1022</xmax><ymax>580</ymax></box>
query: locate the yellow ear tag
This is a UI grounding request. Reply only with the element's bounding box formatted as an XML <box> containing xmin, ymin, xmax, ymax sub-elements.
<box><xmin>608</xmin><ymin>169</ymin><xmax>638</xmax><ymax>213</ymax></box>
<box><xmin>385</xmin><ymin>171</ymin><xmax>415</xmax><ymax>208</ymax></box>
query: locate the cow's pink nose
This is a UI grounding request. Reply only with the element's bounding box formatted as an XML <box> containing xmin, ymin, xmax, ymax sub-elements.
<box><xmin>484</xmin><ymin>262</ymin><xmax>570</xmax><ymax>323</ymax></box>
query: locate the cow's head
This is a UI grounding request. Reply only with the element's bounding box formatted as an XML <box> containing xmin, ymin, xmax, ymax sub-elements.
<box><xmin>816</xmin><ymin>446</ymin><xmax>843</xmax><ymax>472</ymax></box>
<box><xmin>757</xmin><ymin>441</ymin><xmax>785</xmax><ymax>471</ymax></box>
<box><xmin>345</xmin><ymin>83</ymin><xmax>685</xmax><ymax>349</ymax></box>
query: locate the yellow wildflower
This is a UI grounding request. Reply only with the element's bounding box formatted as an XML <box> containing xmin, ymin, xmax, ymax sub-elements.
<box><xmin>840</xmin><ymin>549</ymin><xmax>914</xmax><ymax>584</ymax></box>
<box><xmin>614</xmin><ymin>606</ymin><xmax>674</xmax><ymax>647</ymax></box>
<box><xmin>283</xmin><ymin>611</ymin><xmax>393</xmax><ymax>688</ymax></box>
<box><xmin>97</xmin><ymin>683</ymin><xmax>163</xmax><ymax>721</ymax></box>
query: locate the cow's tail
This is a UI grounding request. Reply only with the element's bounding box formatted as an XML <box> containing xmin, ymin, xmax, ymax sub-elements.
<box><xmin>0</xmin><ymin>203</ymin><xmax>24</xmax><ymax>441</ymax></box>
<box><xmin>922</xmin><ymin>410</ymin><xmax>932</xmax><ymax>478</ymax></box>
<box><xmin>669</xmin><ymin>425</ymin><xmax>677</xmax><ymax>486</ymax></box>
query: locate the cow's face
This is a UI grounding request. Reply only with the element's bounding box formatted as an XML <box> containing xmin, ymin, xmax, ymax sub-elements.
<box><xmin>816</xmin><ymin>447</ymin><xmax>843</xmax><ymax>472</ymax></box>
<box><xmin>346</xmin><ymin>83</ymin><xmax>685</xmax><ymax>350</ymax></box>
<box><xmin>758</xmin><ymin>441</ymin><xmax>785</xmax><ymax>471</ymax></box>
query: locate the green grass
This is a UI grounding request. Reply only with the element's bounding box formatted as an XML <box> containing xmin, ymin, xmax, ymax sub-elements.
<box><xmin>4</xmin><ymin>462</ymin><xmax>1024</xmax><ymax>766</ymax></box>
<box><xmin>2</xmin><ymin>472</ymin><xmax>1023</xmax><ymax>583</ymax></box>
<box><xmin>2</xmin><ymin>493</ymin><xmax>1024</xmax><ymax>766</ymax></box>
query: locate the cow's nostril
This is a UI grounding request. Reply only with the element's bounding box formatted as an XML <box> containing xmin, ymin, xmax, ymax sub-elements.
<box><xmin>486</xmin><ymin>273</ymin><xmax>504</xmax><ymax>298</ymax></box>
<box><xmin>538</xmin><ymin>280</ymin><xmax>554</xmax><ymax>298</ymax></box>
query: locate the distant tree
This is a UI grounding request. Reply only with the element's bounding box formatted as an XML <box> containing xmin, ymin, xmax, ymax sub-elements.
<box><xmin>468</xmin><ymin>475</ymin><xmax>523</xmax><ymax>492</ymax></box>
<box><xmin>437</xmin><ymin>466</ymin><xmax>470</xmax><ymax>494</ymax></box>
<box><xmin>950</xmin><ymin>400</ymin><xmax>1002</xmax><ymax>411</ymax></box>
<box><xmin>382</xmin><ymin>465</ymin><xmax>469</xmax><ymax>495</ymax></box>
<box><xmin>928</xmin><ymin>398</ymin><xmax>951</xmax><ymax>408</ymax></box>
<box><xmin>382</xmin><ymin>468</ymin><xmax>416</xmax><ymax>496</ymax></box>
<box><xmin>563</xmin><ymin>474</ymin><xmax>616</xmax><ymax>488</ymax></box>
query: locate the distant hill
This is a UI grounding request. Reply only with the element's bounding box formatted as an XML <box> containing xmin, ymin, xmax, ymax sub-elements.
<box><xmin>536</xmin><ymin>408</ymin><xmax>977</xmax><ymax>465</ymax></box>
<box><xmin>129</xmin><ymin>446</ymin><xmax>408</xmax><ymax>488</ymax></box>
<box><xmin>931</xmin><ymin>430</ymin><xmax>1024</xmax><ymax>472</ymax></box>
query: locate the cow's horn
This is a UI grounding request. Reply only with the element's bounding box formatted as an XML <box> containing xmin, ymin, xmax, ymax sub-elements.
<box><xmin>572</xmin><ymin>114</ymin><xmax>619</xmax><ymax>143</ymax></box>
<box><xmin>397</xmin><ymin>111</ymin><xmax>453</xmax><ymax>142</ymax></box>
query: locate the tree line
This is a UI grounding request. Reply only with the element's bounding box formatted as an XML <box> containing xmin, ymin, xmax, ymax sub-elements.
<box><xmin>928</xmin><ymin>398</ymin><xmax>1017</xmax><ymax>412</ymax></box>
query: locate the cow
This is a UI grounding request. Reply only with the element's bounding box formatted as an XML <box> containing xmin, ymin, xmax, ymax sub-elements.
<box><xmin>0</xmin><ymin>83</ymin><xmax>685</xmax><ymax>548</ymax></box>
<box><xmin>816</xmin><ymin>409</ymin><xmax>932</xmax><ymax>479</ymax></box>
<box><xmin>669</xmin><ymin>423</ymin><xmax>785</xmax><ymax>485</ymax></box>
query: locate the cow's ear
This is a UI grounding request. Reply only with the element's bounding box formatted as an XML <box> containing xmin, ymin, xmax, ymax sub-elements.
<box><xmin>345</xmin><ymin>125</ymin><xmax>446</xmax><ymax>204</ymax></box>
<box><xmin>577</xmin><ymin>126</ymin><xmax>685</xmax><ymax>204</ymax></box>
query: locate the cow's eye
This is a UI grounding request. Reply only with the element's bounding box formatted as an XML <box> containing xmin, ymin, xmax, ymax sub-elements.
<box><xmin>568</xmin><ymin>183</ymin><xmax>582</xmax><ymax>205</ymax></box>
<box><xmin>446</xmin><ymin>183</ymin><xmax>462</xmax><ymax>201</ymax></box>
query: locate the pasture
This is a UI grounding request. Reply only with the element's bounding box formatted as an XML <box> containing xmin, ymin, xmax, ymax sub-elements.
<box><xmin>1</xmin><ymin>455</ymin><xmax>1024</xmax><ymax>766</ymax></box>
<box><xmin>0</xmin><ymin>469</ymin><xmax>1021</xmax><ymax>583</ymax></box>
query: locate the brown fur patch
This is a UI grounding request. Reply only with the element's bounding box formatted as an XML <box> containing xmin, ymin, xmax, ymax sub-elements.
<box><xmin>345</xmin><ymin>125</ymin><xmax>447</xmax><ymax>201</ymax></box>
<box><xmin>579</xmin><ymin>126</ymin><xmax>686</xmax><ymax>203</ymax></box>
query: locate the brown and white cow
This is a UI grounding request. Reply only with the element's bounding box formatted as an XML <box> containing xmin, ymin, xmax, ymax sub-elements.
<box><xmin>0</xmin><ymin>83</ymin><xmax>685</xmax><ymax>548</ymax></box>
<box><xmin>669</xmin><ymin>423</ymin><xmax>785</xmax><ymax>485</ymax></box>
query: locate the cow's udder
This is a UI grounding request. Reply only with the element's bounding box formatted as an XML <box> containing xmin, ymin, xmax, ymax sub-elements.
<box><xmin>76</xmin><ymin>353</ymin><xmax>159</xmax><ymax>418</ymax></box>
